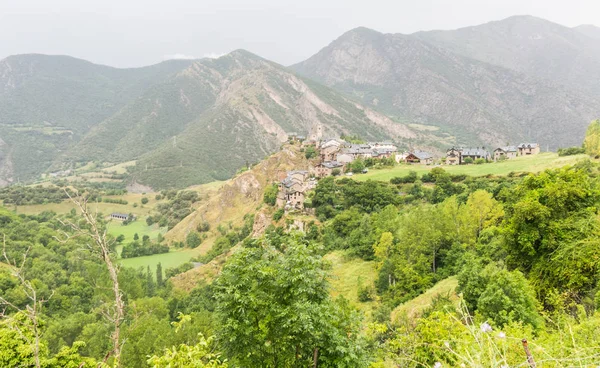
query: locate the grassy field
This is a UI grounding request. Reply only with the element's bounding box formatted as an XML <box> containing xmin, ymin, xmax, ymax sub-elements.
<box><xmin>325</xmin><ymin>251</ymin><xmax>379</xmax><ymax>315</ymax></box>
<box><xmin>15</xmin><ymin>193</ymin><xmax>159</xmax><ymax>217</ymax></box>
<box><xmin>354</xmin><ymin>153</ymin><xmax>589</xmax><ymax>182</ymax></box>
<box><xmin>390</xmin><ymin>276</ymin><xmax>458</xmax><ymax>323</ymax></box>
<box><xmin>108</xmin><ymin>220</ymin><xmax>166</xmax><ymax>243</ymax></box>
<box><xmin>118</xmin><ymin>247</ymin><xmax>203</xmax><ymax>272</ymax></box>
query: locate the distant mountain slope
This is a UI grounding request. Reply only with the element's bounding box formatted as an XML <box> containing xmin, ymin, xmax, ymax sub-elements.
<box><xmin>574</xmin><ymin>24</ymin><xmax>600</xmax><ymax>40</ymax></box>
<box><xmin>67</xmin><ymin>50</ymin><xmax>436</xmax><ymax>188</ymax></box>
<box><xmin>0</xmin><ymin>51</ymin><xmax>440</xmax><ymax>188</ymax></box>
<box><xmin>292</xmin><ymin>27</ymin><xmax>600</xmax><ymax>149</ymax></box>
<box><xmin>0</xmin><ymin>54</ymin><xmax>193</xmax><ymax>182</ymax></box>
<box><xmin>413</xmin><ymin>15</ymin><xmax>600</xmax><ymax>96</ymax></box>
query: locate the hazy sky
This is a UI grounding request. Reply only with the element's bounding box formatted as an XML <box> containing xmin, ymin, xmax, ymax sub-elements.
<box><xmin>1</xmin><ymin>0</ymin><xmax>598</xmax><ymax>68</ymax></box>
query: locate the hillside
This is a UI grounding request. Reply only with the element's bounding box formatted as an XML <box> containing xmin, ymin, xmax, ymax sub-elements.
<box><xmin>0</xmin><ymin>54</ymin><xmax>193</xmax><ymax>182</ymax></box>
<box><xmin>292</xmin><ymin>26</ymin><xmax>600</xmax><ymax>149</ymax></box>
<box><xmin>0</xmin><ymin>51</ymin><xmax>445</xmax><ymax>188</ymax></box>
<box><xmin>575</xmin><ymin>24</ymin><xmax>600</xmax><ymax>40</ymax></box>
<box><xmin>414</xmin><ymin>15</ymin><xmax>600</xmax><ymax>96</ymax></box>
<box><xmin>167</xmin><ymin>144</ymin><xmax>312</xmax><ymax>290</ymax></box>
<box><xmin>65</xmin><ymin>50</ymin><xmax>442</xmax><ymax>189</ymax></box>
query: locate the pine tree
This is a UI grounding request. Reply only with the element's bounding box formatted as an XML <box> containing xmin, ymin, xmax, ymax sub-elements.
<box><xmin>156</xmin><ymin>262</ymin><xmax>163</xmax><ymax>288</ymax></box>
<box><xmin>146</xmin><ymin>266</ymin><xmax>155</xmax><ymax>296</ymax></box>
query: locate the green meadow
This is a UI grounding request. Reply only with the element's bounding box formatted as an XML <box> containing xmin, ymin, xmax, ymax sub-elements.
<box><xmin>354</xmin><ymin>153</ymin><xmax>588</xmax><ymax>182</ymax></box>
<box><xmin>118</xmin><ymin>248</ymin><xmax>203</xmax><ymax>273</ymax></box>
<box><xmin>107</xmin><ymin>219</ymin><xmax>166</xmax><ymax>244</ymax></box>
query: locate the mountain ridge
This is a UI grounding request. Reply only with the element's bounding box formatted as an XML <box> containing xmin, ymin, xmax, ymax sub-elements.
<box><xmin>0</xmin><ymin>50</ymin><xmax>442</xmax><ymax>188</ymax></box>
<box><xmin>292</xmin><ymin>24</ymin><xmax>600</xmax><ymax>149</ymax></box>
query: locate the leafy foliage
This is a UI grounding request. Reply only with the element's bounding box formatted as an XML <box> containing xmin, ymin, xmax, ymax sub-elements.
<box><xmin>214</xmin><ymin>237</ymin><xmax>367</xmax><ymax>367</ymax></box>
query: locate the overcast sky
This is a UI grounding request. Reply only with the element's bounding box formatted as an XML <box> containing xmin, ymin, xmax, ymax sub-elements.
<box><xmin>1</xmin><ymin>0</ymin><xmax>598</xmax><ymax>68</ymax></box>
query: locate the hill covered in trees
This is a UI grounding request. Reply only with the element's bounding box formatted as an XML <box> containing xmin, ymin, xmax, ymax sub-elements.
<box><xmin>4</xmin><ymin>152</ymin><xmax>600</xmax><ymax>366</ymax></box>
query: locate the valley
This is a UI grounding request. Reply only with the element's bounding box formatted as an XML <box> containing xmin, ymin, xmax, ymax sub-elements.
<box><xmin>1</xmin><ymin>12</ymin><xmax>600</xmax><ymax>368</ymax></box>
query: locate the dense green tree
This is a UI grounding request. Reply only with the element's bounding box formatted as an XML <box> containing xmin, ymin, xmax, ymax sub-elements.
<box><xmin>502</xmin><ymin>167</ymin><xmax>600</xmax><ymax>307</ymax></box>
<box><xmin>263</xmin><ymin>183</ymin><xmax>278</xmax><ymax>206</ymax></box>
<box><xmin>304</xmin><ymin>146</ymin><xmax>317</xmax><ymax>159</ymax></box>
<box><xmin>156</xmin><ymin>263</ymin><xmax>163</xmax><ymax>288</ymax></box>
<box><xmin>458</xmin><ymin>260</ymin><xmax>542</xmax><ymax>329</ymax></box>
<box><xmin>186</xmin><ymin>232</ymin><xmax>202</xmax><ymax>248</ymax></box>
<box><xmin>214</xmin><ymin>239</ymin><xmax>367</xmax><ymax>367</ymax></box>
<box><xmin>584</xmin><ymin>119</ymin><xmax>600</xmax><ymax>157</ymax></box>
<box><xmin>146</xmin><ymin>266</ymin><xmax>156</xmax><ymax>297</ymax></box>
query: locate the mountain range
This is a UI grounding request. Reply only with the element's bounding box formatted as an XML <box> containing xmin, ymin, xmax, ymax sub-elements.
<box><xmin>1</xmin><ymin>15</ymin><xmax>599</xmax><ymax>188</ymax></box>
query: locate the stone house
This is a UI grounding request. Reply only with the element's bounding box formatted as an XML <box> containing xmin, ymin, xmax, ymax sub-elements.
<box><xmin>494</xmin><ymin>146</ymin><xmax>518</xmax><ymax>161</ymax></box>
<box><xmin>276</xmin><ymin>170</ymin><xmax>315</xmax><ymax>210</ymax></box>
<box><xmin>368</xmin><ymin>141</ymin><xmax>398</xmax><ymax>151</ymax></box>
<box><xmin>315</xmin><ymin>161</ymin><xmax>344</xmax><ymax>178</ymax></box>
<box><xmin>445</xmin><ymin>147</ymin><xmax>461</xmax><ymax>165</ymax></box>
<box><xmin>517</xmin><ymin>143</ymin><xmax>540</xmax><ymax>156</ymax></box>
<box><xmin>337</xmin><ymin>153</ymin><xmax>354</xmax><ymax>164</ymax></box>
<box><xmin>405</xmin><ymin>151</ymin><xmax>433</xmax><ymax>165</ymax></box>
<box><xmin>460</xmin><ymin>148</ymin><xmax>491</xmax><ymax>163</ymax></box>
<box><xmin>319</xmin><ymin>140</ymin><xmax>344</xmax><ymax>161</ymax></box>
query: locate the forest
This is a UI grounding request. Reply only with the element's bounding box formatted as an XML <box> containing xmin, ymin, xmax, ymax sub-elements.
<box><xmin>2</xmin><ymin>159</ymin><xmax>600</xmax><ymax>367</ymax></box>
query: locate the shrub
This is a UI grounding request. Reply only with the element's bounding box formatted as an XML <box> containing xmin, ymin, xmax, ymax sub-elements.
<box><xmin>263</xmin><ymin>183</ymin><xmax>278</xmax><ymax>206</ymax></box>
<box><xmin>474</xmin><ymin>158</ymin><xmax>486</xmax><ymax>165</ymax></box>
<box><xmin>557</xmin><ymin>146</ymin><xmax>585</xmax><ymax>156</ymax></box>
<box><xmin>186</xmin><ymin>232</ymin><xmax>202</xmax><ymax>248</ymax></box>
<box><xmin>273</xmin><ymin>208</ymin><xmax>285</xmax><ymax>221</ymax></box>
<box><xmin>197</xmin><ymin>221</ymin><xmax>210</xmax><ymax>232</ymax></box>
<box><xmin>141</xmin><ymin>197</ymin><xmax>149</xmax><ymax>205</ymax></box>
<box><xmin>358</xmin><ymin>284</ymin><xmax>376</xmax><ymax>302</ymax></box>
<box><xmin>305</xmin><ymin>146</ymin><xmax>317</xmax><ymax>159</ymax></box>
<box><xmin>463</xmin><ymin>157</ymin><xmax>474</xmax><ymax>164</ymax></box>
<box><xmin>390</xmin><ymin>171</ymin><xmax>417</xmax><ymax>184</ymax></box>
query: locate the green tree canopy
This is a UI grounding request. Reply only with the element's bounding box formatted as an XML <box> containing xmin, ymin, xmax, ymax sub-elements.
<box><xmin>583</xmin><ymin>119</ymin><xmax>600</xmax><ymax>157</ymax></box>
<box><xmin>214</xmin><ymin>238</ymin><xmax>367</xmax><ymax>367</ymax></box>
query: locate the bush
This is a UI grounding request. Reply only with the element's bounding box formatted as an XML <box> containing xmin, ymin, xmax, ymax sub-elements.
<box><xmin>304</xmin><ymin>146</ymin><xmax>317</xmax><ymax>159</ymax></box>
<box><xmin>186</xmin><ymin>232</ymin><xmax>202</xmax><ymax>248</ymax></box>
<box><xmin>141</xmin><ymin>197</ymin><xmax>149</xmax><ymax>205</ymax></box>
<box><xmin>165</xmin><ymin>262</ymin><xmax>194</xmax><ymax>278</ymax></box>
<box><xmin>463</xmin><ymin>157</ymin><xmax>474</xmax><ymax>164</ymax></box>
<box><xmin>450</xmin><ymin>174</ymin><xmax>467</xmax><ymax>182</ymax></box>
<box><xmin>331</xmin><ymin>168</ymin><xmax>341</xmax><ymax>176</ymax></box>
<box><xmin>557</xmin><ymin>146</ymin><xmax>585</xmax><ymax>156</ymax></box>
<box><xmin>197</xmin><ymin>221</ymin><xmax>210</xmax><ymax>232</ymax></box>
<box><xmin>273</xmin><ymin>208</ymin><xmax>285</xmax><ymax>221</ymax></box>
<box><xmin>263</xmin><ymin>183</ymin><xmax>278</xmax><ymax>206</ymax></box>
<box><xmin>358</xmin><ymin>284</ymin><xmax>376</xmax><ymax>302</ymax></box>
<box><xmin>474</xmin><ymin>158</ymin><xmax>486</xmax><ymax>165</ymax></box>
<box><xmin>390</xmin><ymin>171</ymin><xmax>417</xmax><ymax>184</ymax></box>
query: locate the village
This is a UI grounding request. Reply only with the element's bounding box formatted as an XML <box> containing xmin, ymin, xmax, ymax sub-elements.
<box><xmin>277</xmin><ymin>135</ymin><xmax>541</xmax><ymax>211</ymax></box>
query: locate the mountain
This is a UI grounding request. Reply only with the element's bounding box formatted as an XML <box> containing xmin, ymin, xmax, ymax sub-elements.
<box><xmin>0</xmin><ymin>51</ymin><xmax>439</xmax><ymax>188</ymax></box>
<box><xmin>413</xmin><ymin>15</ymin><xmax>600</xmax><ymax>96</ymax></box>
<box><xmin>292</xmin><ymin>26</ymin><xmax>600</xmax><ymax>149</ymax></box>
<box><xmin>574</xmin><ymin>24</ymin><xmax>600</xmax><ymax>40</ymax></box>
<box><xmin>68</xmin><ymin>50</ymin><xmax>438</xmax><ymax>188</ymax></box>
<box><xmin>0</xmin><ymin>54</ymin><xmax>194</xmax><ymax>182</ymax></box>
